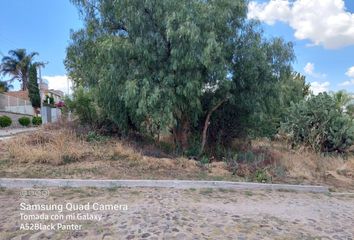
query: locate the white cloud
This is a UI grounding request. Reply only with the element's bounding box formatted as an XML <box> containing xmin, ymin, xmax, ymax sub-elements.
<box><xmin>303</xmin><ymin>62</ymin><xmax>326</xmax><ymax>78</ymax></box>
<box><xmin>310</xmin><ymin>81</ymin><xmax>330</xmax><ymax>95</ymax></box>
<box><xmin>248</xmin><ymin>0</ymin><xmax>291</xmax><ymax>25</ymax></box>
<box><xmin>339</xmin><ymin>80</ymin><xmax>354</xmax><ymax>86</ymax></box>
<box><xmin>248</xmin><ymin>0</ymin><xmax>354</xmax><ymax>49</ymax></box>
<box><xmin>42</xmin><ymin>75</ymin><xmax>72</xmax><ymax>95</ymax></box>
<box><xmin>304</xmin><ymin>62</ymin><xmax>314</xmax><ymax>75</ymax></box>
<box><xmin>340</xmin><ymin>66</ymin><xmax>354</xmax><ymax>87</ymax></box>
<box><xmin>346</xmin><ymin>66</ymin><xmax>354</xmax><ymax>78</ymax></box>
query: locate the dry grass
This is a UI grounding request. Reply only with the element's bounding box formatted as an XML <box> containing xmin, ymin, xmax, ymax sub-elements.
<box><xmin>1</xmin><ymin>126</ymin><xmax>353</xmax><ymax>189</ymax></box>
<box><xmin>253</xmin><ymin>139</ymin><xmax>354</xmax><ymax>188</ymax></box>
<box><xmin>6</xmin><ymin>129</ymin><xmax>93</xmax><ymax>165</ymax></box>
<box><xmin>0</xmin><ymin>128</ymin><xmax>232</xmax><ymax>181</ymax></box>
<box><xmin>276</xmin><ymin>148</ymin><xmax>345</xmax><ymax>179</ymax></box>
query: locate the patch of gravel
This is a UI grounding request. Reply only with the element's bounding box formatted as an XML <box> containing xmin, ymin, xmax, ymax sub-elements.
<box><xmin>0</xmin><ymin>187</ymin><xmax>353</xmax><ymax>239</ymax></box>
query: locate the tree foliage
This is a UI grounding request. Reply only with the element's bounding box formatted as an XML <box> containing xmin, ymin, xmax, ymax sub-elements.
<box><xmin>200</xmin><ymin>27</ymin><xmax>309</xmax><ymax>147</ymax></box>
<box><xmin>0</xmin><ymin>81</ymin><xmax>13</xmax><ymax>93</ymax></box>
<box><xmin>66</xmin><ymin>0</ymin><xmax>308</xmax><ymax>154</ymax></box>
<box><xmin>331</xmin><ymin>90</ymin><xmax>354</xmax><ymax>115</ymax></box>
<box><xmin>0</xmin><ymin>49</ymin><xmax>45</xmax><ymax>90</ymax></box>
<box><xmin>281</xmin><ymin>93</ymin><xmax>354</xmax><ymax>153</ymax></box>
<box><xmin>28</xmin><ymin>64</ymin><xmax>41</xmax><ymax>109</ymax></box>
<box><xmin>64</xmin><ymin>86</ymin><xmax>98</xmax><ymax>125</ymax></box>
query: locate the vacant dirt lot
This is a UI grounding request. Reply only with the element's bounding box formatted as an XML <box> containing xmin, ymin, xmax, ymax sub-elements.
<box><xmin>0</xmin><ymin>187</ymin><xmax>353</xmax><ymax>240</ymax></box>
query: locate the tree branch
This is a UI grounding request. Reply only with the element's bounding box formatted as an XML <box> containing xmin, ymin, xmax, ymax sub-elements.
<box><xmin>199</xmin><ymin>96</ymin><xmax>230</xmax><ymax>156</ymax></box>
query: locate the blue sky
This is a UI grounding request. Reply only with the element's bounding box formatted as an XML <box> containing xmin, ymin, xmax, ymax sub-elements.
<box><xmin>0</xmin><ymin>0</ymin><xmax>354</xmax><ymax>94</ymax></box>
<box><xmin>261</xmin><ymin>21</ymin><xmax>354</xmax><ymax>93</ymax></box>
<box><xmin>249</xmin><ymin>0</ymin><xmax>354</xmax><ymax>94</ymax></box>
<box><xmin>0</xmin><ymin>0</ymin><xmax>81</xmax><ymax>93</ymax></box>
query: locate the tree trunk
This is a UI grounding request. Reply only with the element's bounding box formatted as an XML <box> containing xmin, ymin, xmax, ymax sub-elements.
<box><xmin>199</xmin><ymin>98</ymin><xmax>229</xmax><ymax>156</ymax></box>
<box><xmin>173</xmin><ymin>116</ymin><xmax>190</xmax><ymax>153</ymax></box>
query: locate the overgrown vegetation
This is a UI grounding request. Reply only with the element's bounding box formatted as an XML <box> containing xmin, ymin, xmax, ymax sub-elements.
<box><xmin>64</xmin><ymin>86</ymin><xmax>98</xmax><ymax>126</ymax></box>
<box><xmin>0</xmin><ymin>124</ymin><xmax>353</xmax><ymax>189</ymax></box>
<box><xmin>2</xmin><ymin>0</ymin><xmax>346</xmax><ymax>187</ymax></box>
<box><xmin>1</xmin><ymin>128</ymin><xmax>235</xmax><ymax>181</ymax></box>
<box><xmin>65</xmin><ymin>0</ymin><xmax>310</xmax><ymax>157</ymax></box>
<box><xmin>281</xmin><ymin>93</ymin><xmax>354</xmax><ymax>153</ymax></box>
<box><xmin>6</xmin><ymin>129</ymin><xmax>93</xmax><ymax>165</ymax></box>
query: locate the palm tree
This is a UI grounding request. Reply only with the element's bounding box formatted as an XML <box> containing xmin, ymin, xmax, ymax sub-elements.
<box><xmin>0</xmin><ymin>81</ymin><xmax>13</xmax><ymax>93</ymax></box>
<box><xmin>0</xmin><ymin>49</ymin><xmax>45</xmax><ymax>91</ymax></box>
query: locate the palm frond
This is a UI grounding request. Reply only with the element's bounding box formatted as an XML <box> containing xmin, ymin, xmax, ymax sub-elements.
<box><xmin>0</xmin><ymin>48</ymin><xmax>44</xmax><ymax>90</ymax></box>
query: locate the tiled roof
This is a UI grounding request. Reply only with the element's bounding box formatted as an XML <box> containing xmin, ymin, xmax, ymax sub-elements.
<box><xmin>4</xmin><ymin>90</ymin><xmax>30</xmax><ymax>101</ymax></box>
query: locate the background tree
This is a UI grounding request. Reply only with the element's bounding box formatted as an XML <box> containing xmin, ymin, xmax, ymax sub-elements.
<box><xmin>0</xmin><ymin>81</ymin><xmax>13</xmax><ymax>93</ymax></box>
<box><xmin>0</xmin><ymin>49</ymin><xmax>45</xmax><ymax>90</ymax></box>
<box><xmin>332</xmin><ymin>90</ymin><xmax>354</xmax><ymax>114</ymax></box>
<box><xmin>28</xmin><ymin>64</ymin><xmax>41</xmax><ymax>110</ymax></box>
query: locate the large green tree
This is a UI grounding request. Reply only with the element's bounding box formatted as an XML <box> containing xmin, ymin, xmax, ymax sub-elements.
<box><xmin>0</xmin><ymin>49</ymin><xmax>45</xmax><ymax>90</ymax></box>
<box><xmin>66</xmin><ymin>0</ymin><xmax>247</xmax><ymax>149</ymax></box>
<box><xmin>66</xmin><ymin>0</ymin><xmax>305</xmax><ymax>154</ymax></box>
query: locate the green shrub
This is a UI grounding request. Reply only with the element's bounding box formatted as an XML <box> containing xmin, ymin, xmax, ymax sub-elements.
<box><xmin>18</xmin><ymin>117</ymin><xmax>31</xmax><ymax>127</ymax></box>
<box><xmin>65</xmin><ymin>87</ymin><xmax>98</xmax><ymax>126</ymax></box>
<box><xmin>43</xmin><ymin>95</ymin><xmax>54</xmax><ymax>105</ymax></box>
<box><xmin>32</xmin><ymin>116</ymin><xmax>42</xmax><ymax>126</ymax></box>
<box><xmin>157</xmin><ymin>141</ymin><xmax>174</xmax><ymax>155</ymax></box>
<box><xmin>199</xmin><ymin>156</ymin><xmax>210</xmax><ymax>165</ymax></box>
<box><xmin>281</xmin><ymin>93</ymin><xmax>354</xmax><ymax>153</ymax></box>
<box><xmin>61</xmin><ymin>154</ymin><xmax>78</xmax><ymax>165</ymax></box>
<box><xmin>254</xmin><ymin>169</ymin><xmax>271</xmax><ymax>183</ymax></box>
<box><xmin>185</xmin><ymin>134</ymin><xmax>201</xmax><ymax>157</ymax></box>
<box><xmin>0</xmin><ymin>115</ymin><xmax>12</xmax><ymax>128</ymax></box>
<box><xmin>224</xmin><ymin>152</ymin><xmax>238</xmax><ymax>175</ymax></box>
<box><xmin>86</xmin><ymin>131</ymin><xmax>107</xmax><ymax>142</ymax></box>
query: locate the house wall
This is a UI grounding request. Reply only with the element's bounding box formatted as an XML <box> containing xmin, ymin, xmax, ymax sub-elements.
<box><xmin>0</xmin><ymin>93</ymin><xmax>34</xmax><ymax>115</ymax></box>
<box><xmin>41</xmin><ymin>106</ymin><xmax>61</xmax><ymax>124</ymax></box>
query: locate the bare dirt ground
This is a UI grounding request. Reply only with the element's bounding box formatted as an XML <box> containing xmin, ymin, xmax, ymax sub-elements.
<box><xmin>0</xmin><ymin>187</ymin><xmax>353</xmax><ymax>240</ymax></box>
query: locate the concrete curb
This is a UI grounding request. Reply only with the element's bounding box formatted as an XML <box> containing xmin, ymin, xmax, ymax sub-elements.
<box><xmin>0</xmin><ymin>128</ymin><xmax>38</xmax><ymax>138</ymax></box>
<box><xmin>0</xmin><ymin>178</ymin><xmax>329</xmax><ymax>193</ymax></box>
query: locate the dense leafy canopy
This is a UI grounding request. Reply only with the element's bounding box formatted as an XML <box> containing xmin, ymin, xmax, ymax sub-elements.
<box><xmin>66</xmin><ymin>0</ymin><xmax>309</xmax><ymax>154</ymax></box>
